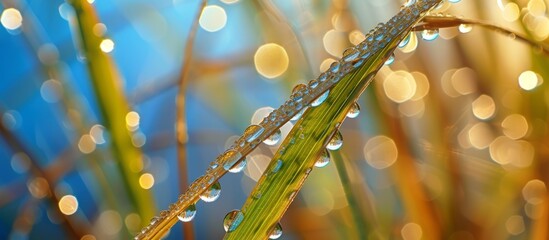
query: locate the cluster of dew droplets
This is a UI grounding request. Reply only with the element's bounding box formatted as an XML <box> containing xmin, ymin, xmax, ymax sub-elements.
<box><xmin>136</xmin><ymin>1</ymin><xmax>446</xmax><ymax>239</ymax></box>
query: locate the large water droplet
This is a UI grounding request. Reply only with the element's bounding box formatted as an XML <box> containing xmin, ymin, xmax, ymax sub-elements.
<box><xmin>384</xmin><ymin>54</ymin><xmax>395</xmax><ymax>65</ymax></box>
<box><xmin>200</xmin><ymin>181</ymin><xmax>221</xmax><ymax>202</ymax></box>
<box><xmin>291</xmin><ymin>108</ymin><xmax>306</xmax><ymax>121</ymax></box>
<box><xmin>326</xmin><ymin>131</ymin><xmax>343</xmax><ymax>151</ymax></box>
<box><xmin>311</xmin><ymin>90</ymin><xmax>330</xmax><ymax>107</ymax></box>
<box><xmin>315</xmin><ymin>149</ymin><xmax>331</xmax><ymax>168</ymax></box>
<box><xmin>398</xmin><ymin>33</ymin><xmax>412</xmax><ymax>48</ymax></box>
<box><xmin>264</xmin><ymin>129</ymin><xmax>282</xmax><ymax>145</ymax></box>
<box><xmin>269</xmin><ymin>222</ymin><xmax>283</xmax><ymax>239</ymax></box>
<box><xmin>346</xmin><ymin>102</ymin><xmax>361</xmax><ymax>118</ymax></box>
<box><xmin>243</xmin><ymin>125</ymin><xmax>264</xmax><ymax>143</ymax></box>
<box><xmin>221</xmin><ymin>149</ymin><xmax>243</xmax><ymax>171</ymax></box>
<box><xmin>177</xmin><ymin>204</ymin><xmax>197</xmax><ymax>222</ymax></box>
<box><xmin>342</xmin><ymin>48</ymin><xmax>360</xmax><ymax>62</ymax></box>
<box><xmin>448</xmin><ymin>0</ymin><xmax>460</xmax><ymax>3</ymax></box>
<box><xmin>223</xmin><ymin>210</ymin><xmax>244</xmax><ymax>232</ymax></box>
<box><xmin>229</xmin><ymin>158</ymin><xmax>246</xmax><ymax>173</ymax></box>
<box><xmin>421</xmin><ymin>29</ymin><xmax>439</xmax><ymax>41</ymax></box>
<box><xmin>291</xmin><ymin>84</ymin><xmax>307</xmax><ymax>102</ymax></box>
<box><xmin>458</xmin><ymin>24</ymin><xmax>472</xmax><ymax>33</ymax></box>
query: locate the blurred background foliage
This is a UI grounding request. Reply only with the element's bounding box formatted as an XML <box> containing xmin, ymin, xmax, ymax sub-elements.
<box><xmin>1</xmin><ymin>0</ymin><xmax>548</xmax><ymax>239</ymax></box>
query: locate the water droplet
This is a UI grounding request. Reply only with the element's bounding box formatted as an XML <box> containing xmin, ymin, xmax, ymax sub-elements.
<box><xmin>291</xmin><ymin>84</ymin><xmax>307</xmax><ymax>102</ymax></box>
<box><xmin>421</xmin><ymin>29</ymin><xmax>439</xmax><ymax>41</ymax></box>
<box><xmin>177</xmin><ymin>204</ymin><xmax>197</xmax><ymax>222</ymax></box>
<box><xmin>398</xmin><ymin>33</ymin><xmax>412</xmax><ymax>48</ymax></box>
<box><xmin>342</xmin><ymin>48</ymin><xmax>360</xmax><ymax>62</ymax></box>
<box><xmin>346</xmin><ymin>102</ymin><xmax>360</xmax><ymax>118</ymax></box>
<box><xmin>448</xmin><ymin>0</ymin><xmax>460</xmax><ymax>3</ymax></box>
<box><xmin>229</xmin><ymin>158</ymin><xmax>246</xmax><ymax>173</ymax></box>
<box><xmin>326</xmin><ymin>131</ymin><xmax>343</xmax><ymax>150</ymax></box>
<box><xmin>458</xmin><ymin>24</ymin><xmax>472</xmax><ymax>33</ymax></box>
<box><xmin>200</xmin><ymin>181</ymin><xmax>221</xmax><ymax>202</ymax></box>
<box><xmin>311</xmin><ymin>90</ymin><xmax>330</xmax><ymax>107</ymax></box>
<box><xmin>308</xmin><ymin>79</ymin><xmax>319</xmax><ymax>89</ymax></box>
<box><xmin>384</xmin><ymin>54</ymin><xmax>395</xmax><ymax>65</ymax></box>
<box><xmin>221</xmin><ymin>149</ymin><xmax>243</xmax><ymax>171</ymax></box>
<box><xmin>223</xmin><ymin>210</ymin><xmax>244</xmax><ymax>232</ymax></box>
<box><xmin>269</xmin><ymin>222</ymin><xmax>283</xmax><ymax>239</ymax></box>
<box><xmin>315</xmin><ymin>149</ymin><xmax>331</xmax><ymax>168</ymax></box>
<box><xmin>271</xmin><ymin>159</ymin><xmax>283</xmax><ymax>174</ymax></box>
<box><xmin>291</xmin><ymin>108</ymin><xmax>306</xmax><ymax>121</ymax></box>
<box><xmin>329</xmin><ymin>61</ymin><xmax>340</xmax><ymax>73</ymax></box>
<box><xmin>264</xmin><ymin>129</ymin><xmax>282</xmax><ymax>145</ymax></box>
<box><xmin>243</xmin><ymin>125</ymin><xmax>264</xmax><ymax>143</ymax></box>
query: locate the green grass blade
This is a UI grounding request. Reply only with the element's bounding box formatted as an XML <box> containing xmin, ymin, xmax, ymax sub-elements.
<box><xmin>67</xmin><ymin>0</ymin><xmax>155</xmax><ymax>226</ymax></box>
<box><xmin>224</xmin><ymin>2</ymin><xmax>442</xmax><ymax>239</ymax></box>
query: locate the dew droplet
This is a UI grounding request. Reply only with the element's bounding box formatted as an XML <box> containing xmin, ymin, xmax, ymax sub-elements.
<box><xmin>223</xmin><ymin>210</ymin><xmax>244</xmax><ymax>232</ymax></box>
<box><xmin>271</xmin><ymin>159</ymin><xmax>283</xmax><ymax>174</ymax></box>
<box><xmin>229</xmin><ymin>158</ymin><xmax>246</xmax><ymax>173</ymax></box>
<box><xmin>398</xmin><ymin>33</ymin><xmax>412</xmax><ymax>48</ymax></box>
<box><xmin>384</xmin><ymin>54</ymin><xmax>395</xmax><ymax>65</ymax></box>
<box><xmin>326</xmin><ymin>131</ymin><xmax>343</xmax><ymax>150</ymax></box>
<box><xmin>421</xmin><ymin>29</ymin><xmax>439</xmax><ymax>41</ymax></box>
<box><xmin>264</xmin><ymin>129</ymin><xmax>282</xmax><ymax>145</ymax></box>
<box><xmin>346</xmin><ymin>102</ymin><xmax>360</xmax><ymax>118</ymax></box>
<box><xmin>311</xmin><ymin>90</ymin><xmax>330</xmax><ymax>107</ymax></box>
<box><xmin>221</xmin><ymin>149</ymin><xmax>243</xmax><ymax>171</ymax></box>
<box><xmin>200</xmin><ymin>181</ymin><xmax>221</xmax><ymax>202</ymax></box>
<box><xmin>448</xmin><ymin>0</ymin><xmax>460</xmax><ymax>3</ymax></box>
<box><xmin>315</xmin><ymin>149</ymin><xmax>331</xmax><ymax>168</ymax></box>
<box><xmin>342</xmin><ymin>47</ymin><xmax>360</xmax><ymax>62</ymax></box>
<box><xmin>243</xmin><ymin>125</ymin><xmax>264</xmax><ymax>143</ymax></box>
<box><xmin>177</xmin><ymin>204</ymin><xmax>197</xmax><ymax>222</ymax></box>
<box><xmin>291</xmin><ymin>84</ymin><xmax>307</xmax><ymax>102</ymax></box>
<box><xmin>269</xmin><ymin>222</ymin><xmax>283</xmax><ymax>239</ymax></box>
<box><xmin>291</xmin><ymin>108</ymin><xmax>306</xmax><ymax>121</ymax></box>
<box><xmin>458</xmin><ymin>24</ymin><xmax>472</xmax><ymax>33</ymax></box>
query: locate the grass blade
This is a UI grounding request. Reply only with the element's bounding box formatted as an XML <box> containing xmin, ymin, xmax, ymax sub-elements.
<box><xmin>67</xmin><ymin>0</ymin><xmax>155</xmax><ymax>226</ymax></box>
<box><xmin>224</xmin><ymin>1</ymin><xmax>442</xmax><ymax>239</ymax></box>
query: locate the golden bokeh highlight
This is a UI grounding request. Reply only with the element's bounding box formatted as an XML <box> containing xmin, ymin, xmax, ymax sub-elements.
<box><xmin>489</xmin><ymin>136</ymin><xmax>534</xmax><ymax>167</ymax></box>
<box><xmin>501</xmin><ymin>114</ymin><xmax>529</xmax><ymax>139</ymax></box>
<box><xmin>244</xmin><ymin>154</ymin><xmax>270</xmax><ymax>182</ymax></box>
<box><xmin>92</xmin><ymin>23</ymin><xmax>107</xmax><ymax>37</ymax></box>
<box><xmin>502</xmin><ymin>3</ymin><xmax>520</xmax><ymax>22</ymax></box>
<box><xmin>89</xmin><ymin>124</ymin><xmax>106</xmax><ymax>144</ymax></box>
<box><xmin>125</xmin><ymin>213</ymin><xmax>142</xmax><ymax>233</ymax></box>
<box><xmin>323</xmin><ymin>29</ymin><xmax>348</xmax><ymax>57</ymax></box>
<box><xmin>199</xmin><ymin>5</ymin><xmax>227</xmax><ymax>32</ymax></box>
<box><xmin>78</xmin><ymin>134</ymin><xmax>96</xmax><ymax>154</ymax></box>
<box><xmin>348</xmin><ymin>30</ymin><xmax>365</xmax><ymax>45</ymax></box>
<box><xmin>401</xmin><ymin>222</ymin><xmax>423</xmax><ymax>240</ymax></box>
<box><xmin>100</xmin><ymin>39</ymin><xmax>114</xmax><ymax>53</ymax></box>
<box><xmin>383</xmin><ymin>70</ymin><xmax>417</xmax><ymax>103</ymax></box>
<box><xmin>518</xmin><ymin>70</ymin><xmax>542</xmax><ymax>91</ymax></box>
<box><xmin>58</xmin><ymin>195</ymin><xmax>79</xmax><ymax>215</ymax></box>
<box><xmin>97</xmin><ymin>210</ymin><xmax>123</xmax><ymax>235</ymax></box>
<box><xmin>363</xmin><ymin>135</ymin><xmax>398</xmax><ymax>169</ymax></box>
<box><xmin>505</xmin><ymin>215</ymin><xmax>525</xmax><ymax>235</ymax></box>
<box><xmin>220</xmin><ymin>0</ymin><xmax>239</xmax><ymax>4</ymax></box>
<box><xmin>80</xmin><ymin>234</ymin><xmax>96</xmax><ymax>240</ymax></box>
<box><xmin>125</xmin><ymin>111</ymin><xmax>140</xmax><ymax>128</ymax></box>
<box><xmin>451</xmin><ymin>68</ymin><xmax>477</xmax><ymax>95</ymax></box>
<box><xmin>528</xmin><ymin>0</ymin><xmax>546</xmax><ymax>16</ymax></box>
<box><xmin>522</xmin><ymin>179</ymin><xmax>546</xmax><ymax>204</ymax></box>
<box><xmin>139</xmin><ymin>173</ymin><xmax>155</xmax><ymax>189</ymax></box>
<box><xmin>1</xmin><ymin>8</ymin><xmax>23</xmax><ymax>30</ymax></box>
<box><xmin>398</xmin><ymin>99</ymin><xmax>425</xmax><ymax>117</ymax></box>
<box><xmin>254</xmin><ymin>43</ymin><xmax>289</xmax><ymax>79</ymax></box>
<box><xmin>319</xmin><ymin>58</ymin><xmax>336</xmax><ymax>72</ymax></box>
<box><xmin>410</xmin><ymin>72</ymin><xmax>430</xmax><ymax>100</ymax></box>
<box><xmin>27</xmin><ymin>177</ymin><xmax>50</xmax><ymax>199</ymax></box>
<box><xmin>468</xmin><ymin>122</ymin><xmax>493</xmax><ymax>149</ymax></box>
<box><xmin>471</xmin><ymin>95</ymin><xmax>496</xmax><ymax>120</ymax></box>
